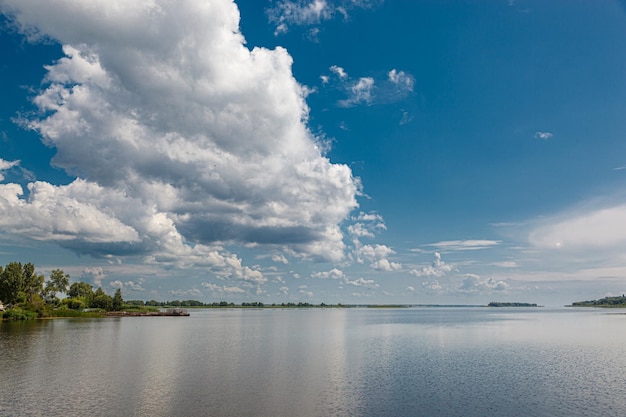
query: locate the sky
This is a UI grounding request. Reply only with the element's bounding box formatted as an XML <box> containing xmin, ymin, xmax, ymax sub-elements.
<box><xmin>1</xmin><ymin>0</ymin><xmax>626</xmax><ymax>306</ymax></box>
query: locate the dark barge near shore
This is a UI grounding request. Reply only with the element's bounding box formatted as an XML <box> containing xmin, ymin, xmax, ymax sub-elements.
<box><xmin>106</xmin><ymin>308</ymin><xmax>190</xmax><ymax>317</ymax></box>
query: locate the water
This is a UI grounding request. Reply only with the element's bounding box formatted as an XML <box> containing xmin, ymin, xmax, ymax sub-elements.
<box><xmin>1</xmin><ymin>307</ymin><xmax>625</xmax><ymax>416</ymax></box>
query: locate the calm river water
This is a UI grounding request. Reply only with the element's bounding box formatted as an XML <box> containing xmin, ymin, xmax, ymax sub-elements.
<box><xmin>1</xmin><ymin>307</ymin><xmax>625</xmax><ymax>417</ymax></box>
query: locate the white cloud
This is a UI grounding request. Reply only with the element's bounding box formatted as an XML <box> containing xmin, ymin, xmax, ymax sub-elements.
<box><xmin>409</xmin><ymin>252</ymin><xmax>454</xmax><ymax>277</ymax></box>
<box><xmin>387</xmin><ymin>69</ymin><xmax>414</xmax><ymax>92</ymax></box>
<box><xmin>370</xmin><ymin>258</ymin><xmax>401</xmax><ymax>271</ymax></box>
<box><xmin>356</xmin><ymin>243</ymin><xmax>395</xmax><ymax>261</ymax></box>
<box><xmin>124</xmin><ymin>280</ymin><xmax>145</xmax><ymax>291</ymax></box>
<box><xmin>534</xmin><ymin>131</ymin><xmax>553</xmax><ymax>140</ymax></box>
<box><xmin>352</xmin><ymin>212</ymin><xmax>384</xmax><ymax>222</ymax></box>
<box><xmin>345</xmin><ymin>277</ymin><xmax>379</xmax><ymax>289</ymax></box>
<box><xmin>201</xmin><ymin>282</ymin><xmax>246</xmax><ymax>294</ymax></box>
<box><xmin>297</xmin><ymin>284</ymin><xmax>313</xmax><ymax>297</ymax></box>
<box><xmin>421</xmin><ymin>279</ymin><xmax>443</xmax><ymax>291</ymax></box>
<box><xmin>201</xmin><ymin>282</ymin><xmax>221</xmax><ymax>291</ymax></box>
<box><xmin>347</xmin><ymin>223</ymin><xmax>375</xmax><ymax>238</ymax></box>
<box><xmin>169</xmin><ymin>288</ymin><xmax>203</xmax><ymax>297</ymax></box>
<box><xmin>106</xmin><ymin>278</ymin><xmax>144</xmax><ymax>292</ymax></box>
<box><xmin>80</xmin><ymin>267</ymin><xmax>106</xmax><ymax>288</ymax></box>
<box><xmin>269</xmin><ymin>0</ymin><xmax>332</xmax><ymax>35</ymax></box>
<box><xmin>352</xmin><ymin>242</ymin><xmax>401</xmax><ymax>271</ymax></box>
<box><xmin>223</xmin><ymin>286</ymin><xmax>246</xmax><ymax>294</ymax></box>
<box><xmin>0</xmin><ymin>0</ymin><xmax>359</xmax><ymax>274</ymax></box>
<box><xmin>311</xmin><ymin>268</ymin><xmax>344</xmax><ymax>279</ymax></box>
<box><xmin>347</xmin><ymin>211</ymin><xmax>386</xmax><ymax>238</ymax></box>
<box><xmin>352</xmin><ymin>243</ymin><xmax>391</xmax><ymax>264</ymax></box>
<box><xmin>330</xmin><ymin>65</ymin><xmax>348</xmax><ymax>79</ymax></box>
<box><xmin>109</xmin><ymin>280</ymin><xmax>123</xmax><ymax>290</ymax></box>
<box><xmin>0</xmin><ymin>180</ymin><xmax>140</xmax><ymax>246</ymax></box>
<box><xmin>459</xmin><ymin>274</ymin><xmax>509</xmax><ymax>293</ymax></box>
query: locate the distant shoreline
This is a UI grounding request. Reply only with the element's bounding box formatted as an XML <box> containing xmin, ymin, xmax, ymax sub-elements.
<box><xmin>487</xmin><ymin>302</ymin><xmax>539</xmax><ymax>307</ymax></box>
<box><xmin>570</xmin><ymin>295</ymin><xmax>626</xmax><ymax>308</ymax></box>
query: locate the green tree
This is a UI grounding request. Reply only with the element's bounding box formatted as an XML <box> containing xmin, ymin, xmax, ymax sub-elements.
<box><xmin>22</xmin><ymin>263</ymin><xmax>44</xmax><ymax>303</ymax></box>
<box><xmin>43</xmin><ymin>269</ymin><xmax>71</xmax><ymax>305</ymax></box>
<box><xmin>0</xmin><ymin>262</ymin><xmax>24</xmax><ymax>304</ymax></box>
<box><xmin>0</xmin><ymin>262</ymin><xmax>34</xmax><ymax>305</ymax></box>
<box><xmin>62</xmin><ymin>298</ymin><xmax>85</xmax><ymax>310</ymax></box>
<box><xmin>68</xmin><ymin>282</ymin><xmax>94</xmax><ymax>299</ymax></box>
<box><xmin>47</xmin><ymin>269</ymin><xmax>70</xmax><ymax>295</ymax></box>
<box><xmin>91</xmin><ymin>287</ymin><xmax>113</xmax><ymax>310</ymax></box>
<box><xmin>112</xmin><ymin>288</ymin><xmax>123</xmax><ymax>311</ymax></box>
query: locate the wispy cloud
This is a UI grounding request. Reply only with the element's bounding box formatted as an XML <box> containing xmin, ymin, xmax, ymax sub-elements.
<box><xmin>387</xmin><ymin>69</ymin><xmax>414</xmax><ymax>94</ymax></box>
<box><xmin>272</xmin><ymin>254</ymin><xmax>289</xmax><ymax>264</ymax></box>
<box><xmin>424</xmin><ymin>240</ymin><xmax>501</xmax><ymax>251</ymax></box>
<box><xmin>534</xmin><ymin>131</ymin><xmax>553</xmax><ymax>140</ymax></box>
<box><xmin>339</xmin><ymin>76</ymin><xmax>375</xmax><ymax>107</ymax></box>
<box><xmin>0</xmin><ymin>158</ymin><xmax>19</xmax><ymax>181</ymax></box>
<box><xmin>399</xmin><ymin>111</ymin><xmax>413</xmax><ymax>125</ymax></box>
<box><xmin>491</xmin><ymin>261</ymin><xmax>518</xmax><ymax>268</ymax></box>
<box><xmin>528</xmin><ymin>203</ymin><xmax>626</xmax><ymax>251</ymax></box>
<box><xmin>267</xmin><ymin>0</ymin><xmax>382</xmax><ymax>35</ymax></box>
<box><xmin>323</xmin><ymin>66</ymin><xmax>414</xmax><ymax>108</ymax></box>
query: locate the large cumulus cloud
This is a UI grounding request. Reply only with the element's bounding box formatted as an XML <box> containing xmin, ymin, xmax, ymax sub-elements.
<box><xmin>0</xmin><ymin>0</ymin><xmax>359</xmax><ymax>264</ymax></box>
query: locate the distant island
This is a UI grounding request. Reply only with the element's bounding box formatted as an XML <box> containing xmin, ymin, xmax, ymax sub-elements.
<box><xmin>487</xmin><ymin>302</ymin><xmax>538</xmax><ymax>307</ymax></box>
<box><xmin>570</xmin><ymin>295</ymin><xmax>626</xmax><ymax>307</ymax></box>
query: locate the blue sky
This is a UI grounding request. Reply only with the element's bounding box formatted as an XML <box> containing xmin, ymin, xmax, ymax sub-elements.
<box><xmin>2</xmin><ymin>0</ymin><xmax>626</xmax><ymax>306</ymax></box>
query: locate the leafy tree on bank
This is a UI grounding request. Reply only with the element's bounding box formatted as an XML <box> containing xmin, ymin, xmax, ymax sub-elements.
<box><xmin>0</xmin><ymin>262</ymin><xmax>43</xmax><ymax>305</ymax></box>
<box><xmin>112</xmin><ymin>288</ymin><xmax>123</xmax><ymax>311</ymax></box>
<box><xmin>22</xmin><ymin>263</ymin><xmax>44</xmax><ymax>303</ymax></box>
<box><xmin>67</xmin><ymin>281</ymin><xmax>95</xmax><ymax>306</ymax></box>
<box><xmin>91</xmin><ymin>287</ymin><xmax>113</xmax><ymax>310</ymax></box>
<box><xmin>43</xmin><ymin>269</ymin><xmax>70</xmax><ymax>305</ymax></box>
<box><xmin>47</xmin><ymin>269</ymin><xmax>70</xmax><ymax>295</ymax></box>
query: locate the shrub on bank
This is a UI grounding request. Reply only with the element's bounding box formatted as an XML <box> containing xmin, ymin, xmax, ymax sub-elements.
<box><xmin>2</xmin><ymin>308</ymin><xmax>38</xmax><ymax>320</ymax></box>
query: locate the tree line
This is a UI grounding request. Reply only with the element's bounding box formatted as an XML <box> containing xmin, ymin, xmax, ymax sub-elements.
<box><xmin>0</xmin><ymin>262</ymin><xmax>124</xmax><ymax>319</ymax></box>
<box><xmin>571</xmin><ymin>295</ymin><xmax>626</xmax><ymax>307</ymax></box>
